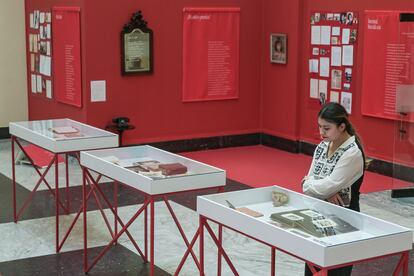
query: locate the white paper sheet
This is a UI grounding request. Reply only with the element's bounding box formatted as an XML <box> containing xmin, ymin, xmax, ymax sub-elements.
<box><xmin>40</xmin><ymin>12</ymin><xmax>45</xmax><ymax>24</ymax></box>
<box><xmin>30</xmin><ymin>54</ymin><xmax>35</xmax><ymax>72</ymax></box>
<box><xmin>46</xmin><ymin>80</ymin><xmax>52</xmax><ymax>98</ymax></box>
<box><xmin>30</xmin><ymin>13</ymin><xmax>34</xmax><ymax>28</ymax></box>
<box><xmin>33</xmin><ymin>35</ymin><xmax>38</xmax><ymax>53</ymax></box>
<box><xmin>39</xmin><ymin>55</ymin><xmax>51</xmax><ymax>76</ymax></box>
<box><xmin>91</xmin><ymin>80</ymin><xmax>106</xmax><ymax>102</ymax></box>
<box><xmin>311</xmin><ymin>26</ymin><xmax>321</xmax><ymax>45</ymax></box>
<box><xmin>341</xmin><ymin>92</ymin><xmax>352</xmax><ymax>114</ymax></box>
<box><xmin>46</xmin><ymin>24</ymin><xmax>51</xmax><ymax>39</ymax></box>
<box><xmin>332</xmin><ymin>27</ymin><xmax>340</xmax><ymax>36</ymax></box>
<box><xmin>342</xmin><ymin>28</ymin><xmax>350</xmax><ymax>44</ymax></box>
<box><xmin>319</xmin><ymin>79</ymin><xmax>327</xmax><ymax>94</ymax></box>
<box><xmin>309</xmin><ymin>59</ymin><xmax>319</xmax><ymax>73</ymax></box>
<box><xmin>310</xmin><ymin>78</ymin><xmax>319</xmax><ymax>98</ymax></box>
<box><xmin>331</xmin><ymin>47</ymin><xmax>342</xmax><ymax>66</ymax></box>
<box><xmin>319</xmin><ymin>57</ymin><xmax>330</xmax><ymax>77</ymax></box>
<box><xmin>321</xmin><ymin>26</ymin><xmax>331</xmax><ymax>45</ymax></box>
<box><xmin>342</xmin><ymin>45</ymin><xmax>354</xmax><ymax>66</ymax></box>
<box><xmin>36</xmin><ymin>75</ymin><xmax>42</xmax><ymax>92</ymax></box>
<box><xmin>46</xmin><ymin>41</ymin><xmax>51</xmax><ymax>56</ymax></box>
<box><xmin>31</xmin><ymin>74</ymin><xmax>37</xmax><ymax>93</ymax></box>
<box><xmin>330</xmin><ymin>91</ymin><xmax>339</xmax><ymax>103</ymax></box>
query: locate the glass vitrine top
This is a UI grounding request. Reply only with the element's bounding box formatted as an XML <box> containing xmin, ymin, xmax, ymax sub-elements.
<box><xmin>12</xmin><ymin>119</ymin><xmax>116</xmax><ymax>141</ymax></box>
<box><xmin>84</xmin><ymin>145</ymin><xmax>224</xmax><ymax>180</ymax></box>
<box><xmin>200</xmin><ymin>186</ymin><xmax>412</xmax><ymax>247</ymax></box>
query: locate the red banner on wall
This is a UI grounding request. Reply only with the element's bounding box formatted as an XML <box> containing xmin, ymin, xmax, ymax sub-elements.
<box><xmin>361</xmin><ymin>11</ymin><xmax>414</xmax><ymax>122</ymax></box>
<box><xmin>52</xmin><ymin>7</ymin><xmax>82</xmax><ymax>107</ymax></box>
<box><xmin>182</xmin><ymin>7</ymin><xmax>240</xmax><ymax>102</ymax></box>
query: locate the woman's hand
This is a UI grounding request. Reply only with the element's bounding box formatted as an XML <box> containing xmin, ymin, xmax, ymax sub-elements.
<box><xmin>327</xmin><ymin>193</ymin><xmax>344</xmax><ymax>206</ymax></box>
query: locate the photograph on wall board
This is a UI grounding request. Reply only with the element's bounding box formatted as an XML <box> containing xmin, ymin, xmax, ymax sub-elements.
<box><xmin>270</xmin><ymin>33</ymin><xmax>287</xmax><ymax>64</ymax></box>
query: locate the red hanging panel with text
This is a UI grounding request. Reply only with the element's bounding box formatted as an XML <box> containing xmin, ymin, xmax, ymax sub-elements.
<box><xmin>182</xmin><ymin>7</ymin><xmax>240</xmax><ymax>102</ymax></box>
<box><xmin>361</xmin><ymin>11</ymin><xmax>414</xmax><ymax>122</ymax></box>
<box><xmin>52</xmin><ymin>7</ymin><xmax>82</xmax><ymax>107</ymax></box>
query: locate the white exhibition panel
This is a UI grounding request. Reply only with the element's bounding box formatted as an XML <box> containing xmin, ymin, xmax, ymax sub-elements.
<box><xmin>9</xmin><ymin>118</ymin><xmax>118</xmax><ymax>153</ymax></box>
<box><xmin>80</xmin><ymin>145</ymin><xmax>226</xmax><ymax>195</ymax></box>
<box><xmin>197</xmin><ymin>186</ymin><xmax>412</xmax><ymax>267</ymax></box>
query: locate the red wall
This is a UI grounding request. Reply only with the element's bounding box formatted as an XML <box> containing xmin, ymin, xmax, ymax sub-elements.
<box><xmin>260</xmin><ymin>0</ymin><xmax>303</xmax><ymax>141</ymax></box>
<box><xmin>26</xmin><ymin>0</ymin><xmax>413</xmax><ymax>166</ymax></box>
<box><xmin>261</xmin><ymin>0</ymin><xmax>414</xmax><ymax>166</ymax></box>
<box><xmin>82</xmin><ymin>0</ymin><xmax>262</xmax><ymax>145</ymax></box>
<box><xmin>25</xmin><ymin>0</ymin><xmax>87</xmax><ymax>122</ymax></box>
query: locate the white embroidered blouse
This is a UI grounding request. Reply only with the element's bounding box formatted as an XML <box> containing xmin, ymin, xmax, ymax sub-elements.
<box><xmin>302</xmin><ymin>136</ymin><xmax>364</xmax><ymax>205</ymax></box>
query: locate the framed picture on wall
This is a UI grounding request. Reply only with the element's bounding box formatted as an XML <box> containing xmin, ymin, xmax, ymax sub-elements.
<box><xmin>270</xmin><ymin>33</ymin><xmax>287</xmax><ymax>64</ymax></box>
<box><xmin>121</xmin><ymin>11</ymin><xmax>153</xmax><ymax>75</ymax></box>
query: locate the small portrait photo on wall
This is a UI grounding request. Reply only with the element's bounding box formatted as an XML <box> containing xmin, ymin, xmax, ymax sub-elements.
<box><xmin>271</xmin><ymin>33</ymin><xmax>287</xmax><ymax>64</ymax></box>
<box><xmin>346</xmin><ymin>12</ymin><xmax>354</xmax><ymax>25</ymax></box>
<box><xmin>331</xmin><ymin>69</ymin><xmax>342</xmax><ymax>89</ymax></box>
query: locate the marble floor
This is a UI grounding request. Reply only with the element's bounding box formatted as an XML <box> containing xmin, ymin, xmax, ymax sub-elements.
<box><xmin>0</xmin><ymin>139</ymin><xmax>413</xmax><ymax>275</ymax></box>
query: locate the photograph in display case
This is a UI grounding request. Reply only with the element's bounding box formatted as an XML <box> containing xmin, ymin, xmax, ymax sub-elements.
<box><xmin>124</xmin><ymin>159</ymin><xmax>188</xmax><ymax>178</ymax></box>
<box><xmin>270</xmin><ymin>208</ymin><xmax>358</xmax><ymax>238</ymax></box>
<box><xmin>270</xmin><ymin>33</ymin><xmax>287</xmax><ymax>64</ymax></box>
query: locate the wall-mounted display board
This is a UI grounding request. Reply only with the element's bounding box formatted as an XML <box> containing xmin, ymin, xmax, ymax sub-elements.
<box><xmin>52</xmin><ymin>7</ymin><xmax>82</xmax><ymax>108</ymax></box>
<box><xmin>361</xmin><ymin>11</ymin><xmax>414</xmax><ymax>123</ymax></box>
<box><xmin>182</xmin><ymin>7</ymin><xmax>240</xmax><ymax>102</ymax></box>
<box><xmin>28</xmin><ymin>10</ymin><xmax>53</xmax><ymax>99</ymax></box>
<box><xmin>309</xmin><ymin>11</ymin><xmax>359</xmax><ymax>114</ymax></box>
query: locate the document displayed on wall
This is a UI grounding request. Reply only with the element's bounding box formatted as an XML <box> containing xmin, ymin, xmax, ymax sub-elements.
<box><xmin>309</xmin><ymin>11</ymin><xmax>358</xmax><ymax>112</ymax></box>
<box><xmin>182</xmin><ymin>7</ymin><xmax>240</xmax><ymax>102</ymax></box>
<box><xmin>28</xmin><ymin>9</ymin><xmax>53</xmax><ymax>97</ymax></box>
<box><xmin>53</xmin><ymin>7</ymin><xmax>82</xmax><ymax>107</ymax></box>
<box><xmin>361</xmin><ymin>11</ymin><xmax>414</xmax><ymax>123</ymax></box>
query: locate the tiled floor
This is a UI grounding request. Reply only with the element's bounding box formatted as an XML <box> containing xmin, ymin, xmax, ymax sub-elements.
<box><xmin>0</xmin><ymin>139</ymin><xmax>413</xmax><ymax>275</ymax></box>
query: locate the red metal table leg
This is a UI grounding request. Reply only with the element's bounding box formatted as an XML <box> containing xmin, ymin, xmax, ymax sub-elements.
<box><xmin>82</xmin><ymin>169</ymin><xmax>88</xmax><ymax>272</ymax></box>
<box><xmin>271</xmin><ymin>247</ymin><xmax>276</xmax><ymax>276</ymax></box>
<box><xmin>150</xmin><ymin>196</ymin><xmax>155</xmax><ymax>276</ymax></box>
<box><xmin>217</xmin><ymin>224</ymin><xmax>222</xmax><ymax>276</ymax></box>
<box><xmin>55</xmin><ymin>154</ymin><xmax>60</xmax><ymax>253</ymax></box>
<box><xmin>11</xmin><ymin>136</ymin><xmax>17</xmax><ymax>223</ymax></box>
<box><xmin>145</xmin><ymin>195</ymin><xmax>148</xmax><ymax>261</ymax></box>
<box><xmin>200</xmin><ymin>216</ymin><xmax>205</xmax><ymax>276</ymax></box>
<box><xmin>114</xmin><ymin>181</ymin><xmax>118</xmax><ymax>244</ymax></box>
<box><xmin>65</xmin><ymin>153</ymin><xmax>70</xmax><ymax>214</ymax></box>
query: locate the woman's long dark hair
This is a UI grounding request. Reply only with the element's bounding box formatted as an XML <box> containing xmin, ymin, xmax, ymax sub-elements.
<box><xmin>318</xmin><ymin>102</ymin><xmax>367</xmax><ymax>169</ymax></box>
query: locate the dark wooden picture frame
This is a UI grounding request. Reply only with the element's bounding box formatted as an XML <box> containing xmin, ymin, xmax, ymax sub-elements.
<box><xmin>121</xmin><ymin>11</ymin><xmax>153</xmax><ymax>75</ymax></box>
<box><xmin>270</xmin><ymin>33</ymin><xmax>287</xmax><ymax>64</ymax></box>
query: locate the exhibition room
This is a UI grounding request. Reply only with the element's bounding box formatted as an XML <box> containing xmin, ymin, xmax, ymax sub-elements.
<box><xmin>0</xmin><ymin>0</ymin><xmax>413</xmax><ymax>275</ymax></box>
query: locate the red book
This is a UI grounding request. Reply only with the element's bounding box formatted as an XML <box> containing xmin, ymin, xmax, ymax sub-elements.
<box><xmin>159</xmin><ymin>163</ymin><xmax>187</xmax><ymax>176</ymax></box>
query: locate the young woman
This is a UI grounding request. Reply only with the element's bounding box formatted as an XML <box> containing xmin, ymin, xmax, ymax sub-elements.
<box><xmin>302</xmin><ymin>102</ymin><xmax>366</xmax><ymax>276</ymax></box>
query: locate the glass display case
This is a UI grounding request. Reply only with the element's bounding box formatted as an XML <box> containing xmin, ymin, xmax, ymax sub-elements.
<box><xmin>80</xmin><ymin>145</ymin><xmax>226</xmax><ymax>194</ymax></box>
<box><xmin>197</xmin><ymin>185</ymin><xmax>412</xmax><ymax>267</ymax></box>
<box><xmin>9</xmin><ymin>118</ymin><xmax>118</xmax><ymax>152</ymax></box>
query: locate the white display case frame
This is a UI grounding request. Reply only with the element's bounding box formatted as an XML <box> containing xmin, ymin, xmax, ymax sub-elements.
<box><xmin>80</xmin><ymin>145</ymin><xmax>226</xmax><ymax>194</ymax></box>
<box><xmin>79</xmin><ymin>145</ymin><xmax>226</xmax><ymax>275</ymax></box>
<box><xmin>9</xmin><ymin>118</ymin><xmax>118</xmax><ymax>253</ymax></box>
<box><xmin>9</xmin><ymin>118</ymin><xmax>118</xmax><ymax>153</ymax></box>
<box><xmin>197</xmin><ymin>185</ymin><xmax>412</xmax><ymax>270</ymax></box>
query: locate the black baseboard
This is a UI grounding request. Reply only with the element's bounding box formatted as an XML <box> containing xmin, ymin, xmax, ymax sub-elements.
<box><xmin>391</xmin><ymin>188</ymin><xmax>414</xmax><ymax>198</ymax></box>
<box><xmin>145</xmin><ymin>132</ymin><xmax>413</xmax><ymax>183</ymax></box>
<box><xmin>148</xmin><ymin>133</ymin><xmax>261</xmax><ymax>153</ymax></box>
<box><xmin>260</xmin><ymin>133</ymin><xmax>299</xmax><ymax>153</ymax></box>
<box><xmin>2</xmin><ymin>127</ymin><xmax>411</xmax><ymax>183</ymax></box>
<box><xmin>0</xmin><ymin>127</ymin><xmax>10</xmax><ymax>139</ymax></box>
